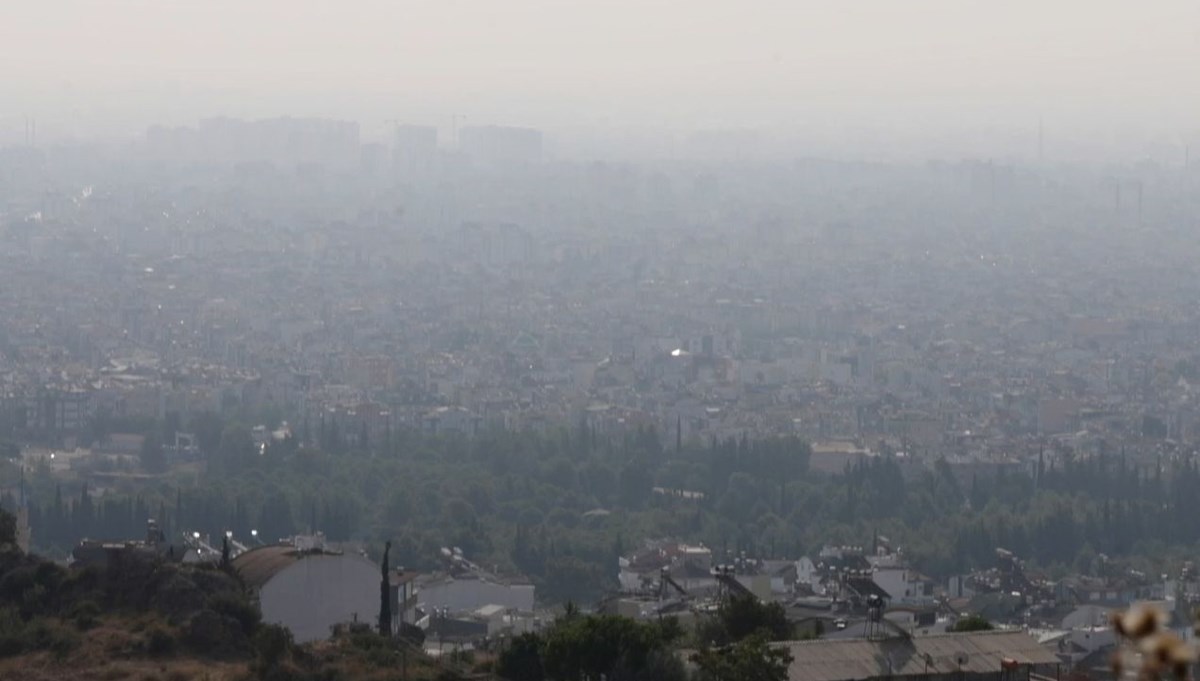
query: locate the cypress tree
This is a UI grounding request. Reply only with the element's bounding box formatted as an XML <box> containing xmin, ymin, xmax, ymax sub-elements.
<box><xmin>379</xmin><ymin>541</ymin><xmax>392</xmax><ymax>637</ymax></box>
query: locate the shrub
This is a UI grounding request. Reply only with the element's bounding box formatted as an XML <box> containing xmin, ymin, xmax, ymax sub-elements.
<box><xmin>71</xmin><ymin>599</ymin><xmax>102</xmax><ymax>630</ymax></box>
<box><xmin>346</xmin><ymin>624</ymin><xmax>389</xmax><ymax>653</ymax></box>
<box><xmin>258</xmin><ymin>663</ymin><xmax>309</xmax><ymax>681</ymax></box>
<box><xmin>952</xmin><ymin>614</ymin><xmax>994</xmax><ymax>632</ymax></box>
<box><xmin>0</xmin><ymin>635</ymin><xmax>23</xmax><ymax>658</ymax></box>
<box><xmin>61</xmin><ymin>566</ymin><xmax>102</xmax><ymax>604</ymax></box>
<box><xmin>0</xmin><ymin>565</ymin><xmax>36</xmax><ymax>611</ymax></box>
<box><xmin>33</xmin><ymin>561</ymin><xmax>65</xmax><ymax>593</ymax></box>
<box><xmin>27</xmin><ymin>618</ymin><xmax>81</xmax><ymax>661</ymax></box>
<box><xmin>209</xmin><ymin>593</ymin><xmax>261</xmax><ymax>637</ymax></box>
<box><xmin>449</xmin><ymin>649</ymin><xmax>475</xmax><ymax>666</ymax></box>
<box><xmin>150</xmin><ymin>573</ymin><xmax>205</xmax><ymax>624</ymax></box>
<box><xmin>0</xmin><ymin>606</ymin><xmax>27</xmax><ymax>657</ymax></box>
<box><xmin>252</xmin><ymin>624</ymin><xmax>295</xmax><ymax>679</ymax></box>
<box><xmin>146</xmin><ymin>625</ymin><xmax>177</xmax><ymax>657</ymax></box>
<box><xmin>182</xmin><ymin>609</ymin><xmax>232</xmax><ymax>656</ymax></box>
<box><xmin>48</xmin><ymin>626</ymin><xmax>82</xmax><ymax>661</ymax></box>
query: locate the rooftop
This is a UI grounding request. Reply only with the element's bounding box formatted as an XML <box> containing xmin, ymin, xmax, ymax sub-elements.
<box><xmin>231</xmin><ymin>545</ymin><xmax>346</xmax><ymax>588</ymax></box>
<box><xmin>776</xmin><ymin>630</ymin><xmax>1060</xmax><ymax>681</ymax></box>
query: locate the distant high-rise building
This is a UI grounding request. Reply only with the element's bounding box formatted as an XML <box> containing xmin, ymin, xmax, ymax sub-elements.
<box><xmin>361</xmin><ymin>143</ymin><xmax>388</xmax><ymax>176</ymax></box>
<box><xmin>145</xmin><ymin>117</ymin><xmax>360</xmax><ymax>168</ymax></box>
<box><xmin>392</xmin><ymin>124</ymin><xmax>439</xmax><ymax>174</ymax></box>
<box><xmin>458</xmin><ymin>125</ymin><xmax>543</xmax><ymax>166</ymax></box>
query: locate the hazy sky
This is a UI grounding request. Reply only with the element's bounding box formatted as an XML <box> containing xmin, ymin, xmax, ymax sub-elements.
<box><xmin>3</xmin><ymin>0</ymin><xmax>1198</xmax><ymax>148</ymax></box>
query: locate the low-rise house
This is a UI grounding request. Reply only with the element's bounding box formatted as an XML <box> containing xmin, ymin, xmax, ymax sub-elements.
<box><xmin>416</xmin><ymin>573</ymin><xmax>535</xmax><ymax>614</ymax></box>
<box><xmin>390</xmin><ymin>569</ymin><xmax>420</xmax><ymax>630</ymax></box>
<box><xmin>71</xmin><ymin>519</ymin><xmax>181</xmax><ymax>568</ymax></box>
<box><xmin>872</xmin><ymin>566</ymin><xmax>935</xmax><ymax>605</ymax></box>
<box><xmin>1060</xmin><ymin>604</ymin><xmax>1110</xmax><ymax>630</ymax></box>
<box><xmin>1048</xmin><ymin>627</ymin><xmax>1117</xmax><ymax>676</ymax></box>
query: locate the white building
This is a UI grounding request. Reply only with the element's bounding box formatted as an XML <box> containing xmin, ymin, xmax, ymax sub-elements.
<box><xmin>871</xmin><ymin>566</ymin><xmax>932</xmax><ymax>604</ymax></box>
<box><xmin>233</xmin><ymin>545</ymin><xmax>379</xmax><ymax>643</ymax></box>
<box><xmin>417</xmin><ymin>574</ymin><xmax>535</xmax><ymax>614</ymax></box>
<box><xmin>796</xmin><ymin>556</ymin><xmax>819</xmax><ymax>587</ymax></box>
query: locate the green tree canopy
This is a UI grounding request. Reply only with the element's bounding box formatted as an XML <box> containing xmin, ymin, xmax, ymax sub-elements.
<box><xmin>541</xmin><ymin>614</ymin><xmax>680</xmax><ymax>681</ymax></box>
<box><xmin>497</xmin><ymin>632</ymin><xmax>545</xmax><ymax>681</ymax></box>
<box><xmin>0</xmin><ymin>507</ymin><xmax>15</xmax><ymax>545</ymax></box>
<box><xmin>692</xmin><ymin>634</ymin><xmax>793</xmax><ymax>681</ymax></box>
<box><xmin>702</xmin><ymin>594</ymin><xmax>792</xmax><ymax>646</ymax></box>
<box><xmin>951</xmin><ymin>614</ymin><xmax>994</xmax><ymax>632</ymax></box>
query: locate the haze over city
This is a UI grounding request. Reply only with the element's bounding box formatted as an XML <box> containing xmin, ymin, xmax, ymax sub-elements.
<box><xmin>4</xmin><ymin>0</ymin><xmax>1199</xmax><ymax>159</ymax></box>
<box><xmin>3</xmin><ymin>2</ymin><xmax>1200</xmax><ymax>680</ymax></box>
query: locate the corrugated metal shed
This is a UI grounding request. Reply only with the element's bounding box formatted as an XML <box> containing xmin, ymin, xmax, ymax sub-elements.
<box><xmin>779</xmin><ymin>630</ymin><xmax>1060</xmax><ymax>681</ymax></box>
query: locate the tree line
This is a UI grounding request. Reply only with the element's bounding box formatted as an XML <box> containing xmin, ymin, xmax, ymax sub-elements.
<box><xmin>8</xmin><ymin>411</ymin><xmax>1200</xmax><ymax>601</ymax></box>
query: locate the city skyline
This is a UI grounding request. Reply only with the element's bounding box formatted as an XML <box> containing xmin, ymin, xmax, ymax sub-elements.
<box><xmin>3</xmin><ymin>0</ymin><xmax>1199</xmax><ymax>160</ymax></box>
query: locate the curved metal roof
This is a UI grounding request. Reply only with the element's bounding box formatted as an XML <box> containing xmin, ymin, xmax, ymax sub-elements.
<box><xmin>231</xmin><ymin>545</ymin><xmax>304</xmax><ymax>588</ymax></box>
